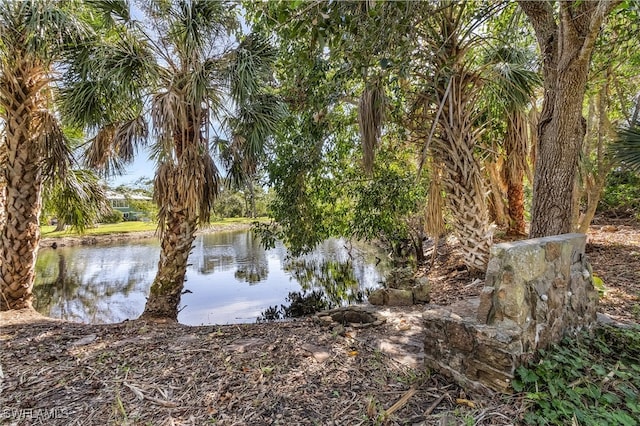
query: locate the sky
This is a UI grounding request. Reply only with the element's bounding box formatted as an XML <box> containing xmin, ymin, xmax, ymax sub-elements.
<box><xmin>107</xmin><ymin>148</ymin><xmax>154</xmax><ymax>187</ymax></box>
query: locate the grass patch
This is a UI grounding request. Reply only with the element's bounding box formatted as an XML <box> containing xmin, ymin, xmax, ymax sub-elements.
<box><xmin>41</xmin><ymin>217</ymin><xmax>268</xmax><ymax>238</ymax></box>
<box><xmin>515</xmin><ymin>325</ymin><xmax>640</xmax><ymax>425</ymax></box>
<box><xmin>41</xmin><ymin>222</ymin><xmax>157</xmax><ymax>237</ymax></box>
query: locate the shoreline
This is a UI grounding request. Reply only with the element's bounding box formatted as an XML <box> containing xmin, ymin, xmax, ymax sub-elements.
<box><xmin>38</xmin><ymin>222</ymin><xmax>253</xmax><ymax>248</ymax></box>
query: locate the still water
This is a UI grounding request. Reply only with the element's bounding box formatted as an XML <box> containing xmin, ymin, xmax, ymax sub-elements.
<box><xmin>33</xmin><ymin>230</ymin><xmax>388</xmax><ymax>325</ymax></box>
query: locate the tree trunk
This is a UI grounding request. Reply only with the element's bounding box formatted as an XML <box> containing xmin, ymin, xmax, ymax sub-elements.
<box><xmin>439</xmin><ymin>150</ymin><xmax>493</xmax><ymax>271</ymax></box>
<box><xmin>0</xmin><ymin>144</ymin><xmax>6</xmax><ymax>234</ymax></box>
<box><xmin>0</xmin><ymin>59</ymin><xmax>45</xmax><ymax>311</ymax></box>
<box><xmin>433</xmin><ymin>76</ymin><xmax>493</xmax><ymax>271</ymax></box>
<box><xmin>504</xmin><ymin>111</ymin><xmax>529</xmax><ymax>235</ymax></box>
<box><xmin>518</xmin><ymin>0</ymin><xmax>618</xmax><ymax>238</ymax></box>
<box><xmin>141</xmin><ymin>207</ymin><xmax>197</xmax><ymax>321</ymax></box>
<box><xmin>486</xmin><ymin>160</ymin><xmax>508</xmax><ymax>228</ymax></box>
<box><xmin>247</xmin><ymin>179</ymin><xmax>256</xmax><ymax>218</ymax></box>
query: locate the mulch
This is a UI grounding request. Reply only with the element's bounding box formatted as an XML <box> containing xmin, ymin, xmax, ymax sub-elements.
<box><xmin>1</xmin><ymin>221</ymin><xmax>639</xmax><ymax>425</ymax></box>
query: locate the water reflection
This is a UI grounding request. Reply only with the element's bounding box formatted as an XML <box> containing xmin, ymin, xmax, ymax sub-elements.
<box><xmin>33</xmin><ymin>230</ymin><xmax>388</xmax><ymax>325</ymax></box>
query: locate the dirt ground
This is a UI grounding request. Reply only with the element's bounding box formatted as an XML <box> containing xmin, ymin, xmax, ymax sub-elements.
<box><xmin>1</xmin><ymin>222</ymin><xmax>639</xmax><ymax>425</ymax></box>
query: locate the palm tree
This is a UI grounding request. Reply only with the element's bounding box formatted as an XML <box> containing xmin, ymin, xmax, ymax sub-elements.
<box><xmin>612</xmin><ymin>124</ymin><xmax>640</xmax><ymax>172</ymax></box>
<box><xmin>0</xmin><ymin>0</ymin><xmax>103</xmax><ymax>310</ymax></box>
<box><xmin>483</xmin><ymin>46</ymin><xmax>541</xmax><ymax>235</ymax></box>
<box><xmin>78</xmin><ymin>1</ymin><xmax>281</xmax><ymax>320</ymax></box>
<box><xmin>409</xmin><ymin>2</ymin><xmax>506</xmax><ymax>271</ymax></box>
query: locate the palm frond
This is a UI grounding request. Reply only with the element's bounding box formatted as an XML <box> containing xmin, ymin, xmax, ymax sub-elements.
<box><xmin>61</xmin><ymin>27</ymin><xmax>155</xmax><ymax>129</ymax></box>
<box><xmin>0</xmin><ymin>0</ymin><xmax>93</xmax><ymax>63</ymax></box>
<box><xmin>153</xmin><ymin>148</ymin><xmax>220</xmax><ymax>237</ymax></box>
<box><xmin>425</xmin><ymin>163</ymin><xmax>446</xmax><ymax>239</ymax></box>
<box><xmin>43</xmin><ymin>168</ymin><xmax>110</xmax><ymax>233</ymax></box>
<box><xmin>58</xmin><ymin>78</ymin><xmax>107</xmax><ymax>130</ymax></box>
<box><xmin>200</xmin><ymin>151</ymin><xmax>220</xmax><ymax>222</ymax></box>
<box><xmin>84</xmin><ymin>124</ymin><xmax>125</xmax><ymax>176</ymax></box>
<box><xmin>226</xmin><ymin>33</ymin><xmax>278</xmax><ymax>105</ymax></box>
<box><xmin>90</xmin><ymin>0</ymin><xmax>131</xmax><ymax>27</ymax></box>
<box><xmin>114</xmin><ymin>116</ymin><xmax>149</xmax><ymax>163</ymax></box>
<box><xmin>185</xmin><ymin>57</ymin><xmax>224</xmax><ymax>108</ymax></box>
<box><xmin>359</xmin><ymin>78</ymin><xmax>387</xmax><ymax>175</ymax></box>
<box><xmin>150</xmin><ymin>89</ymin><xmax>187</xmax><ymax>162</ymax></box>
<box><xmin>611</xmin><ymin>125</ymin><xmax>640</xmax><ymax>172</ymax></box>
<box><xmin>482</xmin><ymin>45</ymin><xmax>541</xmax><ymax>112</ymax></box>
<box><xmin>233</xmin><ymin>93</ymin><xmax>283</xmax><ymax>157</ymax></box>
<box><xmin>34</xmin><ymin>109</ymin><xmax>73</xmax><ymax>181</ymax></box>
<box><xmin>166</xmin><ymin>0</ymin><xmax>231</xmax><ymax>62</ymax></box>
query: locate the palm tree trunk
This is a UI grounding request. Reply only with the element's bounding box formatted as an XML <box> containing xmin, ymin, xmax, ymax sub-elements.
<box><xmin>0</xmin><ymin>161</ymin><xmax>6</xmax><ymax>235</ymax></box>
<box><xmin>0</xmin><ymin>60</ymin><xmax>44</xmax><ymax>311</ymax></box>
<box><xmin>486</xmin><ymin>160</ymin><xmax>508</xmax><ymax>227</ymax></box>
<box><xmin>248</xmin><ymin>180</ymin><xmax>256</xmax><ymax>218</ymax></box>
<box><xmin>504</xmin><ymin>111</ymin><xmax>529</xmax><ymax>235</ymax></box>
<box><xmin>433</xmin><ymin>74</ymin><xmax>493</xmax><ymax>272</ymax></box>
<box><xmin>437</xmin><ymin>144</ymin><xmax>493</xmax><ymax>271</ymax></box>
<box><xmin>140</xmin><ymin>207</ymin><xmax>197</xmax><ymax>321</ymax></box>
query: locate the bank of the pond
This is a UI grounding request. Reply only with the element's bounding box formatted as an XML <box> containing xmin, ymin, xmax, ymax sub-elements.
<box><xmin>0</xmin><ymin>307</ymin><xmax>521</xmax><ymax>425</ymax></box>
<box><xmin>39</xmin><ymin>221</ymin><xmax>254</xmax><ymax>248</ymax></box>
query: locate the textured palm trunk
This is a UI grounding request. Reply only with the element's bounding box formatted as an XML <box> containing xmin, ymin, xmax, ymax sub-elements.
<box><xmin>0</xmin><ymin>60</ymin><xmax>45</xmax><ymax>310</ymax></box>
<box><xmin>486</xmin><ymin>161</ymin><xmax>508</xmax><ymax>227</ymax></box>
<box><xmin>141</xmin><ymin>207</ymin><xmax>197</xmax><ymax>321</ymax></box>
<box><xmin>436</xmin><ymin>143</ymin><xmax>493</xmax><ymax>271</ymax></box>
<box><xmin>433</xmin><ymin>75</ymin><xmax>493</xmax><ymax>272</ymax></box>
<box><xmin>0</xmin><ymin>152</ymin><xmax>6</xmax><ymax>233</ymax></box>
<box><xmin>504</xmin><ymin>111</ymin><xmax>529</xmax><ymax>235</ymax></box>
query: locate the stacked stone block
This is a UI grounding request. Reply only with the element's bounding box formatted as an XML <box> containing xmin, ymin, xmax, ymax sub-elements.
<box><xmin>423</xmin><ymin>233</ymin><xmax>598</xmax><ymax>393</ymax></box>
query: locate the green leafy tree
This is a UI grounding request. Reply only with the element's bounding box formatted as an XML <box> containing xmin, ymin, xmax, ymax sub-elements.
<box><xmin>247</xmin><ymin>1</ymin><xmax>433</xmax><ymax>261</ymax></box>
<box><xmin>249</xmin><ymin>1</ymin><xmax>548</xmax><ymax>271</ymax></box>
<box><xmin>572</xmin><ymin>4</ymin><xmax>640</xmax><ymax>231</ymax></box>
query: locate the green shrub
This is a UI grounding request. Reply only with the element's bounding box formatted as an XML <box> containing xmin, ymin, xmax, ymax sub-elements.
<box><xmin>214</xmin><ymin>191</ymin><xmax>245</xmax><ymax>218</ymax></box>
<box><xmin>100</xmin><ymin>209</ymin><xmax>124</xmax><ymax>224</ymax></box>
<box><xmin>515</xmin><ymin>325</ymin><xmax>640</xmax><ymax>425</ymax></box>
<box><xmin>598</xmin><ymin>170</ymin><xmax>640</xmax><ymax>217</ymax></box>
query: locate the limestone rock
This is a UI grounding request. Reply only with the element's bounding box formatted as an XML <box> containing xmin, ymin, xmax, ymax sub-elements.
<box><xmin>386</xmin><ymin>288</ymin><xmax>414</xmax><ymax>306</ymax></box>
<box><xmin>367</xmin><ymin>289</ymin><xmax>386</xmax><ymax>305</ymax></box>
<box><xmin>423</xmin><ymin>233</ymin><xmax>598</xmax><ymax>394</ymax></box>
<box><xmin>412</xmin><ymin>281</ymin><xmax>431</xmax><ymax>303</ymax></box>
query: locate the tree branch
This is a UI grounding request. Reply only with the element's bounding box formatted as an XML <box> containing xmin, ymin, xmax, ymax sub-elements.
<box><xmin>517</xmin><ymin>1</ymin><xmax>557</xmax><ymax>54</ymax></box>
<box><xmin>578</xmin><ymin>0</ymin><xmax>621</xmax><ymax>63</ymax></box>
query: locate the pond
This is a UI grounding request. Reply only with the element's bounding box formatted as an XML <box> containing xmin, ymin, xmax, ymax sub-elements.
<box><xmin>33</xmin><ymin>230</ymin><xmax>389</xmax><ymax>325</ymax></box>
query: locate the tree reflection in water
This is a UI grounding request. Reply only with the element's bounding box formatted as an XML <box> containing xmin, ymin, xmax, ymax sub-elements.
<box><xmin>32</xmin><ymin>231</ymin><xmax>387</xmax><ymax>325</ymax></box>
<box><xmin>33</xmin><ymin>243</ymin><xmax>156</xmax><ymax>323</ymax></box>
<box><xmin>233</xmin><ymin>231</ymin><xmax>269</xmax><ymax>283</ymax></box>
<box><xmin>257</xmin><ymin>256</ymin><xmax>371</xmax><ymax>322</ymax></box>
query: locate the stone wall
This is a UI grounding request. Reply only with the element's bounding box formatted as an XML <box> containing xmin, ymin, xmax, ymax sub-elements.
<box><xmin>423</xmin><ymin>233</ymin><xmax>598</xmax><ymax>393</ymax></box>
